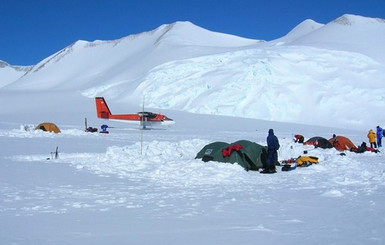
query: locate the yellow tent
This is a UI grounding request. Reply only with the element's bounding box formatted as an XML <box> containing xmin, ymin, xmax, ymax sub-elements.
<box><xmin>35</xmin><ymin>122</ymin><xmax>61</xmax><ymax>133</ymax></box>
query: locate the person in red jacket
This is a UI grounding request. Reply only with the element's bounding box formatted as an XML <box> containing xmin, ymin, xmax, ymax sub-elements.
<box><xmin>294</xmin><ymin>134</ymin><xmax>304</xmax><ymax>143</ymax></box>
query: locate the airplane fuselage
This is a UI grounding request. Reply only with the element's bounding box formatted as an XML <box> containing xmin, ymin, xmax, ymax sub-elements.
<box><xmin>95</xmin><ymin>97</ymin><xmax>174</xmax><ymax>126</ymax></box>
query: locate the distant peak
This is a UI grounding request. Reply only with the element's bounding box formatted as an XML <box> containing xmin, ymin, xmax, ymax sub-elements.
<box><xmin>332</xmin><ymin>14</ymin><xmax>385</xmax><ymax>26</ymax></box>
<box><xmin>0</xmin><ymin>60</ymin><xmax>32</xmax><ymax>72</ymax></box>
<box><xmin>292</xmin><ymin>19</ymin><xmax>324</xmax><ymax>32</ymax></box>
<box><xmin>280</xmin><ymin>19</ymin><xmax>323</xmax><ymax>41</ymax></box>
<box><xmin>155</xmin><ymin>21</ymin><xmax>207</xmax><ymax>37</ymax></box>
<box><xmin>0</xmin><ymin>60</ymin><xmax>9</xmax><ymax>68</ymax></box>
<box><xmin>168</xmin><ymin>21</ymin><xmax>196</xmax><ymax>27</ymax></box>
<box><xmin>153</xmin><ymin>21</ymin><xmax>258</xmax><ymax>47</ymax></box>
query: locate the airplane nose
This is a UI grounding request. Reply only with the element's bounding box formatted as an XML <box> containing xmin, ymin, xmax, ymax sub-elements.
<box><xmin>161</xmin><ymin>116</ymin><xmax>174</xmax><ymax>124</ymax></box>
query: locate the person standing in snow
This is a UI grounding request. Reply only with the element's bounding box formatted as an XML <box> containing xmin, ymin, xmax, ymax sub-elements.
<box><xmin>294</xmin><ymin>134</ymin><xmax>304</xmax><ymax>143</ymax></box>
<box><xmin>263</xmin><ymin>129</ymin><xmax>280</xmax><ymax>173</ymax></box>
<box><xmin>376</xmin><ymin>126</ymin><xmax>383</xmax><ymax>147</ymax></box>
<box><xmin>367</xmin><ymin>129</ymin><xmax>377</xmax><ymax>148</ymax></box>
<box><xmin>332</xmin><ymin>134</ymin><xmax>337</xmax><ymax>143</ymax></box>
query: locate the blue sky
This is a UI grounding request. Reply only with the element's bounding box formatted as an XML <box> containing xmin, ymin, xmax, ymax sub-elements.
<box><xmin>1</xmin><ymin>0</ymin><xmax>385</xmax><ymax>66</ymax></box>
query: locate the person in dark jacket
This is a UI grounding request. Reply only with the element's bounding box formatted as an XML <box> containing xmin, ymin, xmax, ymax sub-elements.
<box><xmin>263</xmin><ymin>129</ymin><xmax>280</xmax><ymax>173</ymax></box>
<box><xmin>376</xmin><ymin>126</ymin><xmax>383</xmax><ymax>147</ymax></box>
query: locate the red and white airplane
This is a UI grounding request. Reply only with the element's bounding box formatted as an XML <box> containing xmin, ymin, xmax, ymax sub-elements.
<box><xmin>95</xmin><ymin>97</ymin><xmax>174</xmax><ymax>126</ymax></box>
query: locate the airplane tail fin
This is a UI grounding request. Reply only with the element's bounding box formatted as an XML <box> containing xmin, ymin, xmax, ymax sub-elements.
<box><xmin>95</xmin><ymin>97</ymin><xmax>111</xmax><ymax>118</ymax></box>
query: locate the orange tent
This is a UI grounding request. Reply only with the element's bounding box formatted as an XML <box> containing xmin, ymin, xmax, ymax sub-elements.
<box><xmin>329</xmin><ymin>135</ymin><xmax>356</xmax><ymax>151</ymax></box>
<box><xmin>35</xmin><ymin>122</ymin><xmax>61</xmax><ymax>133</ymax></box>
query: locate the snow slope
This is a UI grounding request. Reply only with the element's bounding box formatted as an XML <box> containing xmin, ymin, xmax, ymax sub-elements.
<box><xmin>0</xmin><ymin>61</ymin><xmax>31</xmax><ymax>88</ymax></box>
<box><xmin>1</xmin><ymin>14</ymin><xmax>385</xmax><ymax>245</ymax></box>
<box><xmin>287</xmin><ymin>14</ymin><xmax>385</xmax><ymax>63</ymax></box>
<box><xmin>2</xmin><ymin>15</ymin><xmax>385</xmax><ymax>129</ymax></box>
<box><xmin>3</xmin><ymin>21</ymin><xmax>259</xmax><ymax>91</ymax></box>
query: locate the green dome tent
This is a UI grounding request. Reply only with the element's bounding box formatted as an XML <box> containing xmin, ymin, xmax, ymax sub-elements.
<box><xmin>195</xmin><ymin>140</ymin><xmax>267</xmax><ymax>171</ymax></box>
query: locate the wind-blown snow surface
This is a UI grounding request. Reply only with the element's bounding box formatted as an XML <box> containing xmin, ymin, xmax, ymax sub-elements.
<box><xmin>1</xmin><ymin>116</ymin><xmax>385</xmax><ymax>244</ymax></box>
<box><xmin>1</xmin><ymin>14</ymin><xmax>385</xmax><ymax>244</ymax></box>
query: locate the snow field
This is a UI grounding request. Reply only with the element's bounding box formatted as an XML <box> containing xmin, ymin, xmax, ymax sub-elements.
<box><xmin>1</xmin><ymin>120</ymin><xmax>385</xmax><ymax>244</ymax></box>
<box><xmin>3</xmin><ymin>127</ymin><xmax>385</xmax><ymax>212</ymax></box>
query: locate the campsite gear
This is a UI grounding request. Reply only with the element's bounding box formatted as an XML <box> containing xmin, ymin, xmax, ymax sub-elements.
<box><xmin>100</xmin><ymin>124</ymin><xmax>109</xmax><ymax>134</ymax></box>
<box><xmin>35</xmin><ymin>122</ymin><xmax>61</xmax><ymax>133</ymax></box>
<box><xmin>304</xmin><ymin>136</ymin><xmax>333</xmax><ymax>149</ymax></box>
<box><xmin>51</xmin><ymin>146</ymin><xmax>59</xmax><ymax>159</ymax></box>
<box><xmin>84</xmin><ymin>118</ymin><xmax>97</xmax><ymax>132</ymax></box>
<box><xmin>222</xmin><ymin>144</ymin><xmax>243</xmax><ymax>157</ymax></box>
<box><xmin>328</xmin><ymin>135</ymin><xmax>357</xmax><ymax>151</ymax></box>
<box><xmin>22</xmin><ymin>124</ymin><xmax>35</xmax><ymax>131</ymax></box>
<box><xmin>47</xmin><ymin>146</ymin><xmax>59</xmax><ymax>160</ymax></box>
<box><xmin>281</xmin><ymin>163</ymin><xmax>297</xmax><ymax>171</ymax></box>
<box><xmin>296</xmin><ymin>156</ymin><xmax>319</xmax><ymax>167</ymax></box>
<box><xmin>281</xmin><ymin>158</ymin><xmax>296</xmax><ymax>165</ymax></box>
<box><xmin>84</xmin><ymin>118</ymin><xmax>88</xmax><ymax>131</ymax></box>
<box><xmin>281</xmin><ymin>158</ymin><xmax>297</xmax><ymax>171</ymax></box>
<box><xmin>86</xmin><ymin>127</ymin><xmax>98</xmax><ymax>132</ymax></box>
<box><xmin>196</xmin><ymin>140</ymin><xmax>267</xmax><ymax>171</ymax></box>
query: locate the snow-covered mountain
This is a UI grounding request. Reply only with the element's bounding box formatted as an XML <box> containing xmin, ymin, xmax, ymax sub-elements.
<box><xmin>1</xmin><ymin>14</ymin><xmax>385</xmax><ymax>130</ymax></box>
<box><xmin>2</xmin><ymin>21</ymin><xmax>259</xmax><ymax>91</ymax></box>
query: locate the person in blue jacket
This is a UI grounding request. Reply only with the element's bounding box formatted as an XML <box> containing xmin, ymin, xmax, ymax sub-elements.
<box><xmin>262</xmin><ymin>129</ymin><xmax>280</xmax><ymax>173</ymax></box>
<box><xmin>376</xmin><ymin>126</ymin><xmax>383</xmax><ymax>147</ymax></box>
